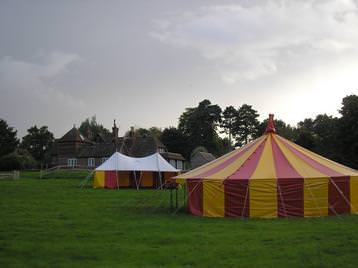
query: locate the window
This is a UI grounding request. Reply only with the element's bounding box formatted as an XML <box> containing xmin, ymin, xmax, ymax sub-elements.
<box><xmin>88</xmin><ymin>158</ymin><xmax>95</xmax><ymax>167</ymax></box>
<box><xmin>101</xmin><ymin>157</ymin><xmax>108</xmax><ymax>163</ymax></box>
<box><xmin>169</xmin><ymin>159</ymin><xmax>176</xmax><ymax>168</ymax></box>
<box><xmin>177</xmin><ymin>160</ymin><xmax>183</xmax><ymax>170</ymax></box>
<box><xmin>158</xmin><ymin>147</ymin><xmax>165</xmax><ymax>153</ymax></box>
<box><xmin>67</xmin><ymin>158</ymin><xmax>77</xmax><ymax>168</ymax></box>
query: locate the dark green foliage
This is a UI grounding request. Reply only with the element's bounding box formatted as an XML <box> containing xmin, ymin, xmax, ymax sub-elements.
<box><xmin>1</xmin><ymin>177</ymin><xmax>358</xmax><ymax>267</ymax></box>
<box><xmin>79</xmin><ymin>115</ymin><xmax>110</xmax><ymax>138</ymax></box>
<box><xmin>221</xmin><ymin>106</ymin><xmax>237</xmax><ymax>145</ymax></box>
<box><xmin>0</xmin><ymin>119</ymin><xmax>19</xmax><ymax>157</ymax></box>
<box><xmin>337</xmin><ymin>95</ymin><xmax>358</xmax><ymax>168</ymax></box>
<box><xmin>178</xmin><ymin>99</ymin><xmax>222</xmax><ymax>156</ymax></box>
<box><xmin>0</xmin><ymin>150</ymin><xmax>37</xmax><ymax>171</ymax></box>
<box><xmin>233</xmin><ymin>104</ymin><xmax>260</xmax><ymax>146</ymax></box>
<box><xmin>20</xmin><ymin>125</ymin><xmax>54</xmax><ymax>163</ymax></box>
<box><xmin>161</xmin><ymin>127</ymin><xmax>190</xmax><ymax>159</ymax></box>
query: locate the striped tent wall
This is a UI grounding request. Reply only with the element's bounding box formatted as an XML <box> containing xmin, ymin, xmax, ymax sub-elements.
<box><xmin>94</xmin><ymin>171</ymin><xmax>178</xmax><ymax>189</ymax></box>
<box><xmin>175</xmin><ymin>122</ymin><xmax>358</xmax><ymax>218</ymax></box>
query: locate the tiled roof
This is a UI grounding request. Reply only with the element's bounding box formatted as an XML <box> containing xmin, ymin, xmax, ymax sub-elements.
<box><xmin>59</xmin><ymin>127</ymin><xmax>83</xmax><ymax>142</ymax></box>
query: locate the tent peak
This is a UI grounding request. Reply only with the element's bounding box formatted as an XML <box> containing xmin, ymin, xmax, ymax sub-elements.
<box><xmin>265</xmin><ymin>114</ymin><xmax>276</xmax><ymax>134</ymax></box>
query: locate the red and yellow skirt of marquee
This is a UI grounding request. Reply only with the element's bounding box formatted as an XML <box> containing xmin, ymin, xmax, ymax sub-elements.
<box><xmin>175</xmin><ymin>134</ymin><xmax>358</xmax><ymax>218</ymax></box>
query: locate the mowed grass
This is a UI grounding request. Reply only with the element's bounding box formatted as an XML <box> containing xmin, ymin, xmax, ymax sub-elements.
<box><xmin>1</xmin><ymin>174</ymin><xmax>358</xmax><ymax>267</ymax></box>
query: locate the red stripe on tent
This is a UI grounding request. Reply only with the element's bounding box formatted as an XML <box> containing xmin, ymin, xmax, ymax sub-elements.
<box><xmin>329</xmin><ymin>176</ymin><xmax>350</xmax><ymax>215</ymax></box>
<box><xmin>278</xmin><ymin>137</ymin><xmax>343</xmax><ymax>177</ymax></box>
<box><xmin>227</xmin><ymin>138</ymin><xmax>266</xmax><ymax>180</ymax></box>
<box><xmin>277</xmin><ymin>179</ymin><xmax>304</xmax><ymax>217</ymax></box>
<box><xmin>105</xmin><ymin>171</ymin><xmax>118</xmax><ymax>189</ymax></box>
<box><xmin>272</xmin><ymin>137</ymin><xmax>302</xmax><ymax>179</ymax></box>
<box><xmin>187</xmin><ymin>180</ymin><xmax>203</xmax><ymax>216</ymax></box>
<box><xmin>224</xmin><ymin>180</ymin><xmax>249</xmax><ymax>217</ymax></box>
<box><xmin>196</xmin><ymin>138</ymin><xmax>263</xmax><ymax>178</ymax></box>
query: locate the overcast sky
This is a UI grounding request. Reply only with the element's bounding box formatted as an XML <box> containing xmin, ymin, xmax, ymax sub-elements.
<box><xmin>1</xmin><ymin>0</ymin><xmax>358</xmax><ymax>139</ymax></box>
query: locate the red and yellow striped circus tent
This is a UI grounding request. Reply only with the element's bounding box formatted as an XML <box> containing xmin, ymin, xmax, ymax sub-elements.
<box><xmin>174</xmin><ymin>114</ymin><xmax>358</xmax><ymax>218</ymax></box>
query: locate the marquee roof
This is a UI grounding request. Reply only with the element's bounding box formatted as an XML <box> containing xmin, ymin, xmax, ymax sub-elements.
<box><xmin>95</xmin><ymin>152</ymin><xmax>178</xmax><ymax>172</ymax></box>
<box><xmin>175</xmin><ymin>115</ymin><xmax>358</xmax><ymax>182</ymax></box>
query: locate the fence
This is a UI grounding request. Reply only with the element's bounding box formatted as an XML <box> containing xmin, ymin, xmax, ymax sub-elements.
<box><xmin>0</xmin><ymin>171</ymin><xmax>20</xmax><ymax>180</ymax></box>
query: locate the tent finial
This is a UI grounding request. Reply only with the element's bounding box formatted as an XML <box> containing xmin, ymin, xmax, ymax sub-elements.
<box><xmin>265</xmin><ymin>114</ymin><xmax>276</xmax><ymax>134</ymax></box>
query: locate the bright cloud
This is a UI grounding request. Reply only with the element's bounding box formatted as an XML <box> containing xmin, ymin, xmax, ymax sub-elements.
<box><xmin>151</xmin><ymin>0</ymin><xmax>358</xmax><ymax>83</ymax></box>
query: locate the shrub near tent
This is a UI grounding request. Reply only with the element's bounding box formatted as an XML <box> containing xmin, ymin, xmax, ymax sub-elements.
<box><xmin>93</xmin><ymin>152</ymin><xmax>178</xmax><ymax>189</ymax></box>
<box><xmin>174</xmin><ymin>114</ymin><xmax>358</xmax><ymax>218</ymax></box>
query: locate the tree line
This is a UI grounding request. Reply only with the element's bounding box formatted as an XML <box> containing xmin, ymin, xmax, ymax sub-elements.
<box><xmin>0</xmin><ymin>94</ymin><xmax>357</xmax><ymax>170</ymax></box>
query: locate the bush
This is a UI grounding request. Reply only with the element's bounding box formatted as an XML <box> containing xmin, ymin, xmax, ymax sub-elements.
<box><xmin>0</xmin><ymin>150</ymin><xmax>38</xmax><ymax>171</ymax></box>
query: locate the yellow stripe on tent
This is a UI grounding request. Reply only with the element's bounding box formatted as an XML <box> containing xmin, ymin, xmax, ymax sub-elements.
<box><xmin>277</xmin><ymin>136</ymin><xmax>358</xmax><ymax>176</ymax></box>
<box><xmin>203</xmin><ymin>181</ymin><xmax>225</xmax><ymax>217</ymax></box>
<box><xmin>249</xmin><ymin>179</ymin><xmax>277</xmax><ymax>218</ymax></box>
<box><xmin>350</xmin><ymin>176</ymin><xmax>358</xmax><ymax>214</ymax></box>
<box><xmin>203</xmin><ymin>137</ymin><xmax>264</xmax><ymax>180</ymax></box>
<box><xmin>250</xmin><ymin>134</ymin><xmax>276</xmax><ymax>179</ymax></box>
<box><xmin>175</xmin><ymin>136</ymin><xmax>266</xmax><ymax>180</ymax></box>
<box><xmin>93</xmin><ymin>171</ymin><xmax>105</xmax><ymax>188</ymax></box>
<box><xmin>273</xmin><ymin>135</ymin><xmax>327</xmax><ymax>179</ymax></box>
<box><xmin>304</xmin><ymin>178</ymin><xmax>328</xmax><ymax>217</ymax></box>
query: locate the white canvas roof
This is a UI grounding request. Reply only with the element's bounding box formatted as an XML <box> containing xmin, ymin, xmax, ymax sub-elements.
<box><xmin>95</xmin><ymin>152</ymin><xmax>178</xmax><ymax>172</ymax></box>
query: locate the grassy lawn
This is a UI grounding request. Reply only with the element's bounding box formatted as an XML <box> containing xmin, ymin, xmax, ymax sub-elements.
<box><xmin>1</xmin><ymin>173</ymin><xmax>358</xmax><ymax>267</ymax></box>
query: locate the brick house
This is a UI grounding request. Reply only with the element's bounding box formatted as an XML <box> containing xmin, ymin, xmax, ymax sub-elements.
<box><xmin>51</xmin><ymin>121</ymin><xmax>185</xmax><ymax>170</ymax></box>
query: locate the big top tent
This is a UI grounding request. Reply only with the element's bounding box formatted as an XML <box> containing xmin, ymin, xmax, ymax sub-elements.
<box><xmin>174</xmin><ymin>114</ymin><xmax>358</xmax><ymax>218</ymax></box>
<box><xmin>94</xmin><ymin>152</ymin><xmax>178</xmax><ymax>189</ymax></box>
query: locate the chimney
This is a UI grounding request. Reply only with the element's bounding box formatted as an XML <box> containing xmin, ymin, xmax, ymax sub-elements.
<box><xmin>112</xmin><ymin>119</ymin><xmax>119</xmax><ymax>150</ymax></box>
<box><xmin>265</xmin><ymin>114</ymin><xmax>276</xmax><ymax>134</ymax></box>
<box><xmin>112</xmin><ymin>119</ymin><xmax>118</xmax><ymax>138</ymax></box>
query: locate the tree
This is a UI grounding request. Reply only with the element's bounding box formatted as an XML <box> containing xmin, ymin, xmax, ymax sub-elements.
<box><xmin>312</xmin><ymin>114</ymin><xmax>340</xmax><ymax>160</ymax></box>
<box><xmin>233</xmin><ymin>104</ymin><xmax>259</xmax><ymax>146</ymax></box>
<box><xmin>161</xmin><ymin>127</ymin><xmax>190</xmax><ymax>159</ymax></box>
<box><xmin>132</xmin><ymin>127</ymin><xmax>162</xmax><ymax>139</ymax></box>
<box><xmin>79</xmin><ymin>115</ymin><xmax>110</xmax><ymax>138</ymax></box>
<box><xmin>178</xmin><ymin>99</ymin><xmax>222</xmax><ymax>155</ymax></box>
<box><xmin>337</xmin><ymin>95</ymin><xmax>358</xmax><ymax>168</ymax></box>
<box><xmin>295</xmin><ymin>118</ymin><xmax>317</xmax><ymax>150</ymax></box>
<box><xmin>221</xmin><ymin>106</ymin><xmax>237</xmax><ymax>145</ymax></box>
<box><xmin>21</xmin><ymin>125</ymin><xmax>54</xmax><ymax>163</ymax></box>
<box><xmin>0</xmin><ymin>119</ymin><xmax>19</xmax><ymax>157</ymax></box>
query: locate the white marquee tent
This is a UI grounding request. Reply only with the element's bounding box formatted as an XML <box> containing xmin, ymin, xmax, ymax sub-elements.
<box><xmin>93</xmin><ymin>152</ymin><xmax>178</xmax><ymax>189</ymax></box>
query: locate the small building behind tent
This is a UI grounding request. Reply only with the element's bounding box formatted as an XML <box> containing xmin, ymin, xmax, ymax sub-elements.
<box><xmin>190</xmin><ymin>150</ymin><xmax>216</xmax><ymax>169</ymax></box>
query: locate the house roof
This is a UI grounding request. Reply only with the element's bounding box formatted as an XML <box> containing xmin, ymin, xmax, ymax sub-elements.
<box><xmin>161</xmin><ymin>152</ymin><xmax>185</xmax><ymax>161</ymax></box>
<box><xmin>59</xmin><ymin>127</ymin><xmax>84</xmax><ymax>142</ymax></box>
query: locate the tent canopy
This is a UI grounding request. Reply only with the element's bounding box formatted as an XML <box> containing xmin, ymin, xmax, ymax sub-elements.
<box><xmin>173</xmin><ymin>114</ymin><xmax>358</xmax><ymax>218</ymax></box>
<box><xmin>96</xmin><ymin>152</ymin><xmax>178</xmax><ymax>172</ymax></box>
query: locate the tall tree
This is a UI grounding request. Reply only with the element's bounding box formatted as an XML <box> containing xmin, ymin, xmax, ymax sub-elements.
<box><xmin>79</xmin><ymin>115</ymin><xmax>110</xmax><ymax>138</ymax></box>
<box><xmin>337</xmin><ymin>95</ymin><xmax>358</xmax><ymax>168</ymax></box>
<box><xmin>295</xmin><ymin>118</ymin><xmax>316</xmax><ymax>150</ymax></box>
<box><xmin>0</xmin><ymin>119</ymin><xmax>19</xmax><ymax>157</ymax></box>
<box><xmin>221</xmin><ymin>106</ymin><xmax>237</xmax><ymax>145</ymax></box>
<box><xmin>160</xmin><ymin>127</ymin><xmax>190</xmax><ymax>159</ymax></box>
<box><xmin>233</xmin><ymin>104</ymin><xmax>259</xmax><ymax>146</ymax></box>
<box><xmin>21</xmin><ymin>125</ymin><xmax>54</xmax><ymax>163</ymax></box>
<box><xmin>178</xmin><ymin>99</ymin><xmax>222</xmax><ymax>155</ymax></box>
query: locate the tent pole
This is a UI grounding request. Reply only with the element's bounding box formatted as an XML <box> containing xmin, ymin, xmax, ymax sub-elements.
<box><xmin>133</xmin><ymin>171</ymin><xmax>139</xmax><ymax>190</ymax></box>
<box><xmin>242</xmin><ymin>182</ymin><xmax>249</xmax><ymax>219</ymax></box>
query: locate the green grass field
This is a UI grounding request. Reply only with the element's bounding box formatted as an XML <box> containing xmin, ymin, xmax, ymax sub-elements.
<box><xmin>1</xmin><ymin>173</ymin><xmax>358</xmax><ymax>267</ymax></box>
